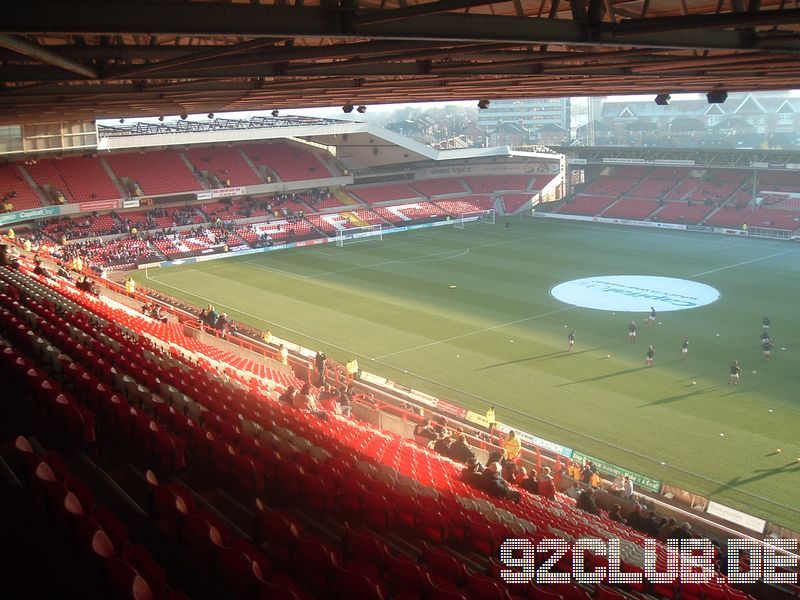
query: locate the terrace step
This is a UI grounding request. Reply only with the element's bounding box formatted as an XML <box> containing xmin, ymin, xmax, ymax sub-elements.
<box><xmin>15</xmin><ymin>164</ymin><xmax>53</xmax><ymax>206</ymax></box>
<box><xmin>237</xmin><ymin>147</ymin><xmax>265</xmax><ymax>183</ymax></box>
<box><xmin>332</xmin><ymin>189</ymin><xmax>361</xmax><ymax>206</ymax></box>
<box><xmin>99</xmin><ymin>157</ymin><xmax>129</xmax><ymax>199</ymax></box>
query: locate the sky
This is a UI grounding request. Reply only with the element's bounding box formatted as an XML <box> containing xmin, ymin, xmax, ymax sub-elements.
<box><xmin>98</xmin><ymin>91</ymin><xmax>800</xmax><ymax>125</ymax></box>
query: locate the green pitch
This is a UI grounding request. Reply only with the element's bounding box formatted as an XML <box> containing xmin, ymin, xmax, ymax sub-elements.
<box><xmin>135</xmin><ymin>218</ymin><xmax>800</xmax><ymax>531</ymax></box>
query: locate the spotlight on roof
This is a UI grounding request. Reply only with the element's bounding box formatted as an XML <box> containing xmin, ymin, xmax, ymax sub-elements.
<box><xmin>706</xmin><ymin>89</ymin><xmax>728</xmax><ymax>104</ymax></box>
<box><xmin>357</xmin><ymin>105</ymin><xmax>367</xmax><ymax>114</ymax></box>
<box><xmin>271</xmin><ymin>110</ymin><xmax>280</xmax><ymax>117</ymax></box>
<box><xmin>477</xmin><ymin>99</ymin><xmax>491</xmax><ymax>110</ymax></box>
<box><xmin>180</xmin><ymin>112</ymin><xmax>188</xmax><ymax>120</ymax></box>
<box><xmin>655</xmin><ymin>94</ymin><xmax>671</xmax><ymax>106</ymax></box>
<box><xmin>207</xmin><ymin>112</ymin><xmax>214</xmax><ymax>119</ymax></box>
<box><xmin>119</xmin><ymin>118</ymin><xmax>125</xmax><ymax>123</ymax></box>
<box><xmin>342</xmin><ymin>103</ymin><xmax>354</xmax><ymax>114</ymax></box>
<box><xmin>158</xmin><ymin>116</ymin><xmax>164</xmax><ymax>122</ymax></box>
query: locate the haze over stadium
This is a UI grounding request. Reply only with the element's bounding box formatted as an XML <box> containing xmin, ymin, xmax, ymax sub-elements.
<box><xmin>1</xmin><ymin>2</ymin><xmax>800</xmax><ymax>599</ymax></box>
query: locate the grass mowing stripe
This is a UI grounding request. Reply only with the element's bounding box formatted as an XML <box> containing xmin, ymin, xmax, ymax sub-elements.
<box><xmin>137</xmin><ymin>218</ymin><xmax>800</xmax><ymax>529</ymax></box>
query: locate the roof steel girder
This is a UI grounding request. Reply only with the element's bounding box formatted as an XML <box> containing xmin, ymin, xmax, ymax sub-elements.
<box><xmin>4</xmin><ymin>2</ymin><xmax>800</xmax><ymax>53</ymax></box>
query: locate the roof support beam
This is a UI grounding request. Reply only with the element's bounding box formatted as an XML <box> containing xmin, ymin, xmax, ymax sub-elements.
<box><xmin>0</xmin><ymin>33</ymin><xmax>98</xmax><ymax>78</ymax></box>
<box><xmin>5</xmin><ymin>2</ymin><xmax>800</xmax><ymax>52</ymax></box>
<box><xmin>355</xmin><ymin>0</ymin><xmax>507</xmax><ymax>24</ymax></box>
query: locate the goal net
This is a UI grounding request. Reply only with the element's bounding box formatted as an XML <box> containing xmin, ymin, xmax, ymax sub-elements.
<box><xmin>455</xmin><ymin>208</ymin><xmax>496</xmax><ymax>229</ymax></box>
<box><xmin>335</xmin><ymin>224</ymin><xmax>383</xmax><ymax>247</ymax></box>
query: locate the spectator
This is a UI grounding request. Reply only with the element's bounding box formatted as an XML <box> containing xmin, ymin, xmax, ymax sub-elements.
<box><xmin>502</xmin><ymin>430</ymin><xmax>522</xmax><ymax>463</ymax></box>
<box><xmin>206</xmin><ymin>305</ymin><xmax>219</xmax><ymax>328</ymax></box>
<box><xmin>414</xmin><ymin>419</ymin><xmax>438</xmax><ymax>444</ymax></box>
<box><xmin>642</xmin><ymin>510</ymin><xmax>661</xmax><ymax>536</ymax></box>
<box><xmin>626</xmin><ymin>505</ymin><xmax>644</xmax><ymax>531</ymax></box>
<box><xmin>622</xmin><ymin>475</ymin><xmax>634</xmax><ymax>500</ymax></box>
<box><xmin>537</xmin><ymin>466</ymin><xmax>556</xmax><ymax>500</ymax></box>
<box><xmin>448</xmin><ymin>433</ymin><xmax>475</xmax><ymax>463</ymax></box>
<box><xmin>33</xmin><ymin>259</ymin><xmax>56</xmax><ymax>280</ymax></box>
<box><xmin>216</xmin><ymin>312</ymin><xmax>229</xmax><ymax>337</ymax></box>
<box><xmin>461</xmin><ymin>457</ymin><xmax>483</xmax><ymax>486</ymax></box>
<box><xmin>317</xmin><ymin>384</ymin><xmax>340</xmax><ymax>414</ymax></box>
<box><xmin>608</xmin><ymin>504</ymin><xmax>624</xmax><ymax>523</ymax></box>
<box><xmin>562</xmin><ymin>481</ymin><xmax>581</xmax><ymax>500</ymax></box>
<box><xmin>0</xmin><ymin>244</ymin><xmax>10</xmax><ymax>266</ymax></box>
<box><xmin>482</xmin><ymin>462</ymin><xmax>521</xmax><ymax>502</ymax></box>
<box><xmin>576</xmin><ymin>488</ymin><xmax>599</xmax><ymax>515</ymax></box>
<box><xmin>610</xmin><ymin>474</ymin><xmax>624</xmax><ymax>496</ymax></box>
<box><xmin>278</xmin><ymin>344</ymin><xmax>288</xmax><ymax>365</ymax></box>
<box><xmin>520</xmin><ymin>469</ymin><xmax>539</xmax><ymax>494</ymax></box>
<box><xmin>580</xmin><ymin>461</ymin><xmax>595</xmax><ymax>485</ymax></box>
<box><xmin>315</xmin><ymin>351</ymin><xmax>327</xmax><ymax>383</ymax></box>
<box><xmin>433</xmin><ymin>432</ymin><xmax>453</xmax><ymax>456</ymax></box>
<box><xmin>671</xmin><ymin>522</ymin><xmax>693</xmax><ymax>540</ymax></box>
<box><xmin>513</xmin><ymin>466</ymin><xmax>528</xmax><ymax>485</ymax></box>
<box><xmin>502</xmin><ymin>460</ymin><xmax>519</xmax><ymax>483</ymax></box>
<box><xmin>486</xmin><ymin>405</ymin><xmax>496</xmax><ymax>435</ymax></box>
<box><xmin>657</xmin><ymin>518</ymin><xmax>676</xmax><ymax>541</ymax></box>
<box><xmin>292</xmin><ymin>383</ymin><xmax>316</xmax><ymax>411</ymax></box>
<box><xmin>278</xmin><ymin>386</ymin><xmax>297</xmax><ymax>405</ymax></box>
<box><xmin>336</xmin><ymin>386</ymin><xmax>352</xmax><ymax>418</ymax></box>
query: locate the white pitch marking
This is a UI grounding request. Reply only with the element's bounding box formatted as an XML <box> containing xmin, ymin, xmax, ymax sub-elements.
<box><xmin>372</xmin><ymin>306</ymin><xmax>576</xmax><ymax>360</ymax></box>
<box><xmin>691</xmin><ymin>250</ymin><xmax>794</xmax><ymax>277</ymax></box>
<box><xmin>143</xmin><ymin>270</ymin><xmax>372</xmax><ymax>359</ymax></box>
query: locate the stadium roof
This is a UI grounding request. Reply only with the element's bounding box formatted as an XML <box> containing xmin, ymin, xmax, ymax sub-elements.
<box><xmin>96</xmin><ymin>116</ymin><xmax>560</xmax><ymax>169</ymax></box>
<box><xmin>2</xmin><ymin>0</ymin><xmax>800</xmax><ymax>125</ymax></box>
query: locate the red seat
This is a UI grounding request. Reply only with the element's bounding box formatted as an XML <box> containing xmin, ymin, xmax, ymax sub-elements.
<box><xmin>215</xmin><ymin>545</ymin><xmax>259</xmax><ymax>599</ymax></box>
<box><xmin>301</xmin><ymin>475</ymin><xmax>334</xmax><ymax>513</ymax></box>
<box><xmin>94</xmin><ymin>506</ymin><xmax>130</xmax><ymax>551</ymax></box>
<box><xmin>529</xmin><ymin>586</ymin><xmax>565</xmax><ymax>600</ymax></box>
<box><xmin>421</xmin><ymin>543</ymin><xmax>466</xmax><ymax>586</ymax></box>
<box><xmin>344</xmin><ymin>524</ymin><xmax>389</xmax><ymax>570</ymax></box>
<box><xmin>465</xmin><ymin>571</ymin><xmax>511</xmax><ymax>600</ymax></box>
<box><xmin>291</xmin><ymin>536</ymin><xmax>339</xmax><ymax>597</ymax></box>
<box><xmin>334</xmin><ymin>564</ymin><xmax>386</xmax><ymax>600</ymax></box>
<box><xmin>385</xmin><ymin>553</ymin><xmax>428</xmax><ymax>596</ymax></box>
<box><xmin>124</xmin><ymin>544</ymin><xmax>167</xmax><ymax>600</ymax></box>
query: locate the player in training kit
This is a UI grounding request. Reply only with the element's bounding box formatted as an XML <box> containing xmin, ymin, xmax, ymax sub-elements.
<box><xmin>645</xmin><ymin>307</ymin><xmax>656</xmax><ymax>326</ymax></box>
<box><xmin>762</xmin><ymin>316</ymin><xmax>770</xmax><ymax>330</ymax></box>
<box><xmin>568</xmin><ymin>330</ymin><xmax>576</xmax><ymax>352</ymax></box>
<box><xmin>646</xmin><ymin>345</ymin><xmax>655</xmax><ymax>367</ymax></box>
<box><xmin>760</xmin><ymin>330</ymin><xmax>771</xmax><ymax>345</ymax></box>
<box><xmin>762</xmin><ymin>338</ymin><xmax>772</xmax><ymax>360</ymax></box>
<box><xmin>628</xmin><ymin>321</ymin><xmax>637</xmax><ymax>343</ymax></box>
<box><xmin>729</xmin><ymin>360</ymin><xmax>742</xmax><ymax>385</ymax></box>
<box><xmin>681</xmin><ymin>338</ymin><xmax>689</xmax><ymax>361</ymax></box>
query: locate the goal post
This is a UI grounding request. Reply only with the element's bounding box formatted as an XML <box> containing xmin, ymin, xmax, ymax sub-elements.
<box><xmin>335</xmin><ymin>224</ymin><xmax>383</xmax><ymax>247</ymax></box>
<box><xmin>455</xmin><ymin>208</ymin><xmax>496</xmax><ymax>229</ymax></box>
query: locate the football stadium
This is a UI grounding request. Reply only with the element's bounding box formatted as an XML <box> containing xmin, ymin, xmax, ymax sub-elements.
<box><xmin>1</xmin><ymin>2</ymin><xmax>800</xmax><ymax>600</ymax></box>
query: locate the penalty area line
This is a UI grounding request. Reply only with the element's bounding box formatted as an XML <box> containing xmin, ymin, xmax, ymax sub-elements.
<box><xmin>372</xmin><ymin>305</ymin><xmax>576</xmax><ymax>360</ymax></box>
<box><xmin>691</xmin><ymin>250</ymin><xmax>794</xmax><ymax>278</ymax></box>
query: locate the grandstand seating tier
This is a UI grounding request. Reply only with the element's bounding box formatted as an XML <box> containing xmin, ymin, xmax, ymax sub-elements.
<box><xmin>462</xmin><ymin>175</ymin><xmax>535</xmax><ymax>194</ymax></box>
<box><xmin>0</xmin><ymin>262</ymin><xmax>749</xmax><ymax>600</ymax></box>
<box><xmin>0</xmin><ymin>164</ymin><xmax>44</xmax><ymax>210</ymax></box>
<box><xmin>105</xmin><ymin>151</ymin><xmax>203</xmax><ymax>196</ymax></box>
<box><xmin>184</xmin><ymin>146</ymin><xmax>263</xmax><ymax>187</ymax></box>
<box><xmin>241</xmin><ymin>142</ymin><xmax>334</xmax><ymax>182</ymax></box>
<box><xmin>349</xmin><ymin>184</ymin><xmax>421</xmax><ymax>204</ymax></box>
<box><xmin>25</xmin><ymin>157</ymin><xmax>121</xmax><ymax>203</ymax></box>
<box><xmin>557</xmin><ymin>195</ymin><xmax>617</xmax><ymax>216</ymax></box>
<box><xmin>601</xmin><ymin>199</ymin><xmax>660</xmax><ymax>220</ymax></box>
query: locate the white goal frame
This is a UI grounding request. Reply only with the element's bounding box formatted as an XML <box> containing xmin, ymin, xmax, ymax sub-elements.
<box><xmin>335</xmin><ymin>224</ymin><xmax>384</xmax><ymax>247</ymax></box>
<box><xmin>455</xmin><ymin>208</ymin><xmax>496</xmax><ymax>229</ymax></box>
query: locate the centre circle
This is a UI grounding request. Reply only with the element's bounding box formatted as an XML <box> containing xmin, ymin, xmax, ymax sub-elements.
<box><xmin>550</xmin><ymin>275</ymin><xmax>720</xmax><ymax>312</ymax></box>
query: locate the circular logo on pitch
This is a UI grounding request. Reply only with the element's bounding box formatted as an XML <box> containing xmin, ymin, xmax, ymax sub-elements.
<box><xmin>551</xmin><ymin>276</ymin><xmax>720</xmax><ymax>312</ymax></box>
